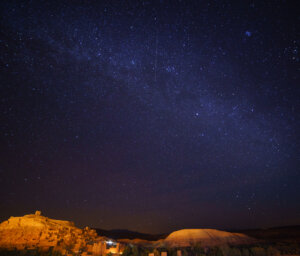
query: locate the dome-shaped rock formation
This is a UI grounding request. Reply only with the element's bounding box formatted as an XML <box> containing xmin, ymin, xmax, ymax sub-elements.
<box><xmin>164</xmin><ymin>229</ymin><xmax>255</xmax><ymax>247</ymax></box>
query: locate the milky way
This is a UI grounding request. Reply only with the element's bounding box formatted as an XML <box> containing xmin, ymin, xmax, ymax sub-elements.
<box><xmin>0</xmin><ymin>1</ymin><xmax>299</xmax><ymax>233</ymax></box>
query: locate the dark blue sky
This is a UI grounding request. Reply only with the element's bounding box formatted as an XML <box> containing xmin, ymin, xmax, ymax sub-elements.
<box><xmin>0</xmin><ymin>0</ymin><xmax>299</xmax><ymax>233</ymax></box>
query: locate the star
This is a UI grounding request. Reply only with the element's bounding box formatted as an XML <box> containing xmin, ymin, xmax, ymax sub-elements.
<box><xmin>245</xmin><ymin>31</ymin><xmax>252</xmax><ymax>37</ymax></box>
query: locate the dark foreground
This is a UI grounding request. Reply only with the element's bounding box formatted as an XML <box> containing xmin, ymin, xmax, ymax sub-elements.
<box><xmin>1</xmin><ymin>241</ymin><xmax>300</xmax><ymax>256</ymax></box>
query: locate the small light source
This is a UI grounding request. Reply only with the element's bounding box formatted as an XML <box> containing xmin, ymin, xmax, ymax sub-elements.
<box><xmin>106</xmin><ymin>240</ymin><xmax>113</xmax><ymax>245</ymax></box>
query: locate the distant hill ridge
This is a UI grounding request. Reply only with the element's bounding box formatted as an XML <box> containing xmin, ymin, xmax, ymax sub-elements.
<box><xmin>94</xmin><ymin>228</ymin><xmax>168</xmax><ymax>241</ymax></box>
<box><xmin>235</xmin><ymin>225</ymin><xmax>300</xmax><ymax>241</ymax></box>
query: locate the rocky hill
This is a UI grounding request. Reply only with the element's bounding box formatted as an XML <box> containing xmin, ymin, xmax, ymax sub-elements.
<box><xmin>117</xmin><ymin>229</ymin><xmax>256</xmax><ymax>248</ymax></box>
<box><xmin>0</xmin><ymin>211</ymin><xmax>122</xmax><ymax>255</ymax></box>
<box><xmin>163</xmin><ymin>229</ymin><xmax>256</xmax><ymax>247</ymax></box>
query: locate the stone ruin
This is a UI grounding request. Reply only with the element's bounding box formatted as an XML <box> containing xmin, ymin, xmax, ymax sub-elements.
<box><xmin>0</xmin><ymin>211</ymin><xmax>124</xmax><ymax>255</ymax></box>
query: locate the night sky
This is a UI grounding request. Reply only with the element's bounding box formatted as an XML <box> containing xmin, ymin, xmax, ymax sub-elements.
<box><xmin>0</xmin><ymin>1</ymin><xmax>299</xmax><ymax>234</ymax></box>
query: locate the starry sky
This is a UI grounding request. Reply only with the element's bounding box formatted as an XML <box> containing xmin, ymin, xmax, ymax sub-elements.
<box><xmin>0</xmin><ymin>0</ymin><xmax>299</xmax><ymax>234</ymax></box>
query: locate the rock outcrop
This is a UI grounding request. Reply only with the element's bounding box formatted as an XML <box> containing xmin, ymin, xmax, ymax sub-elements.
<box><xmin>0</xmin><ymin>212</ymin><xmax>256</xmax><ymax>254</ymax></box>
<box><xmin>0</xmin><ymin>211</ymin><xmax>122</xmax><ymax>255</ymax></box>
<box><xmin>163</xmin><ymin>229</ymin><xmax>255</xmax><ymax>247</ymax></box>
<box><xmin>118</xmin><ymin>229</ymin><xmax>256</xmax><ymax>248</ymax></box>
